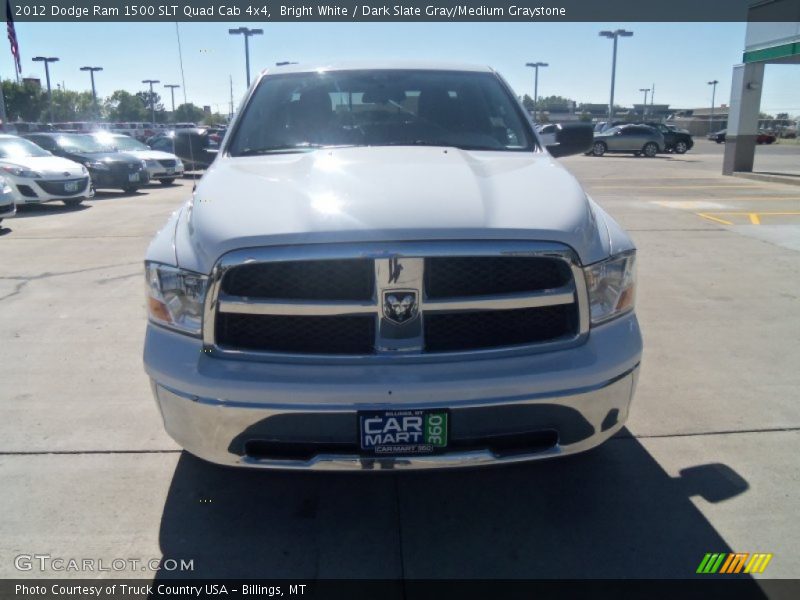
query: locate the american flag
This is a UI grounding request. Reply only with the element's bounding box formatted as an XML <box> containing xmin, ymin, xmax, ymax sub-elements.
<box><xmin>6</xmin><ymin>0</ymin><xmax>21</xmax><ymax>75</ymax></box>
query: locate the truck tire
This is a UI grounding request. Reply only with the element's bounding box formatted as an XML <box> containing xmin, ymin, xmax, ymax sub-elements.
<box><xmin>674</xmin><ymin>141</ymin><xmax>689</xmax><ymax>154</ymax></box>
<box><xmin>159</xmin><ymin>178</ymin><xmax>176</xmax><ymax>186</ymax></box>
<box><xmin>122</xmin><ymin>185</ymin><xmax>139</xmax><ymax>194</ymax></box>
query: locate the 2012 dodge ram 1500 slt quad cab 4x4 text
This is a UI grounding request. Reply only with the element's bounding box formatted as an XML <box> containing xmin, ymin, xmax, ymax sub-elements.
<box><xmin>143</xmin><ymin>62</ymin><xmax>642</xmax><ymax>470</ymax></box>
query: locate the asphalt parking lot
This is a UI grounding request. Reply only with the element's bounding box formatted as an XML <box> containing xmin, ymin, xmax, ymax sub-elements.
<box><xmin>1</xmin><ymin>139</ymin><xmax>799</xmax><ymax>582</ymax></box>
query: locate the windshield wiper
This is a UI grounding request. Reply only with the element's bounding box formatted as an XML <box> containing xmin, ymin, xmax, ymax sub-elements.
<box><xmin>236</xmin><ymin>143</ymin><xmax>354</xmax><ymax>156</ymax></box>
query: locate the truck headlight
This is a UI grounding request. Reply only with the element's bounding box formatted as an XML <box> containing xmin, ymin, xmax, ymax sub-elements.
<box><xmin>584</xmin><ymin>252</ymin><xmax>636</xmax><ymax>325</ymax></box>
<box><xmin>145</xmin><ymin>262</ymin><xmax>208</xmax><ymax>336</ymax></box>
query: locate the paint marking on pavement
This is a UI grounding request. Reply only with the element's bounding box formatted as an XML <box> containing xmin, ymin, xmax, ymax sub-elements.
<box><xmin>696</xmin><ymin>211</ymin><xmax>800</xmax><ymax>226</ymax></box>
<box><xmin>697</xmin><ymin>213</ymin><xmax>734</xmax><ymax>226</ymax></box>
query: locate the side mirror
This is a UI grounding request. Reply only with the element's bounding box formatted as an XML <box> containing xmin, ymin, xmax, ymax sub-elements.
<box><xmin>546</xmin><ymin>123</ymin><xmax>593</xmax><ymax>158</ymax></box>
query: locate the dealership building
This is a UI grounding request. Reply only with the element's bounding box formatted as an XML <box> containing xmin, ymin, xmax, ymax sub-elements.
<box><xmin>724</xmin><ymin>0</ymin><xmax>800</xmax><ymax>174</ymax></box>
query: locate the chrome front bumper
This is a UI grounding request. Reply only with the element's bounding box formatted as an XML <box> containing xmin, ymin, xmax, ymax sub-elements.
<box><xmin>145</xmin><ymin>313</ymin><xmax>642</xmax><ymax>471</ymax></box>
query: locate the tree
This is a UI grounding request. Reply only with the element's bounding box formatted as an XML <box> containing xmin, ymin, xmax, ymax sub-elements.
<box><xmin>2</xmin><ymin>79</ymin><xmax>47</xmax><ymax>122</ymax></box>
<box><xmin>203</xmin><ymin>112</ymin><xmax>228</xmax><ymax>126</ymax></box>
<box><xmin>104</xmin><ymin>90</ymin><xmax>148</xmax><ymax>121</ymax></box>
<box><xmin>49</xmin><ymin>89</ymin><xmax>96</xmax><ymax>122</ymax></box>
<box><xmin>173</xmin><ymin>103</ymin><xmax>205</xmax><ymax>123</ymax></box>
<box><xmin>537</xmin><ymin>95</ymin><xmax>575</xmax><ymax>112</ymax></box>
<box><xmin>521</xmin><ymin>94</ymin><xmax>535</xmax><ymax>113</ymax></box>
<box><xmin>135</xmin><ymin>90</ymin><xmax>168</xmax><ymax>122</ymax></box>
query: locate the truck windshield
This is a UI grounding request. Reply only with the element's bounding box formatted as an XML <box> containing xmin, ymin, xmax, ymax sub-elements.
<box><xmin>228</xmin><ymin>69</ymin><xmax>535</xmax><ymax>155</ymax></box>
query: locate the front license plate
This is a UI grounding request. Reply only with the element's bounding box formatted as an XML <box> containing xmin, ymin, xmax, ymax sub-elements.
<box><xmin>359</xmin><ymin>409</ymin><xmax>448</xmax><ymax>455</ymax></box>
<box><xmin>128</xmin><ymin>173</ymin><xmax>140</xmax><ymax>182</ymax></box>
<box><xmin>64</xmin><ymin>181</ymin><xmax>79</xmax><ymax>192</ymax></box>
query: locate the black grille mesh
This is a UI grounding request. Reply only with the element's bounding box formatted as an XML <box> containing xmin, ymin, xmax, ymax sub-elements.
<box><xmin>424</xmin><ymin>305</ymin><xmax>577</xmax><ymax>353</ymax></box>
<box><xmin>36</xmin><ymin>177</ymin><xmax>89</xmax><ymax>197</ymax></box>
<box><xmin>425</xmin><ymin>256</ymin><xmax>571</xmax><ymax>298</ymax></box>
<box><xmin>216</xmin><ymin>313</ymin><xmax>375</xmax><ymax>355</ymax></box>
<box><xmin>222</xmin><ymin>259</ymin><xmax>374</xmax><ymax>300</ymax></box>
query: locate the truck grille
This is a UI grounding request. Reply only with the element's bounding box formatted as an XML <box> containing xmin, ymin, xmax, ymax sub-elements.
<box><xmin>207</xmin><ymin>242</ymin><xmax>588</xmax><ymax>359</ymax></box>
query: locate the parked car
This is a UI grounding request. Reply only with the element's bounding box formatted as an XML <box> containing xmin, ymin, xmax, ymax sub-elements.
<box><xmin>590</xmin><ymin>124</ymin><xmax>664</xmax><ymax>157</ymax></box>
<box><xmin>536</xmin><ymin>123</ymin><xmax>558</xmax><ymax>146</ymax></box>
<box><xmin>708</xmin><ymin>129</ymin><xmax>726</xmax><ymax>143</ymax></box>
<box><xmin>24</xmin><ymin>133</ymin><xmax>149</xmax><ymax>193</ymax></box>
<box><xmin>0</xmin><ymin>175</ymin><xmax>16</xmax><ymax>224</ymax></box>
<box><xmin>757</xmin><ymin>130</ymin><xmax>776</xmax><ymax>144</ymax></box>
<box><xmin>0</xmin><ymin>134</ymin><xmax>91</xmax><ymax>207</ymax></box>
<box><xmin>91</xmin><ymin>132</ymin><xmax>185</xmax><ymax>185</ymax></box>
<box><xmin>143</xmin><ymin>61</ymin><xmax>641</xmax><ymax>470</ymax></box>
<box><xmin>148</xmin><ymin>128</ymin><xmax>219</xmax><ymax>171</ymax></box>
<box><xmin>644</xmin><ymin>122</ymin><xmax>694</xmax><ymax>154</ymax></box>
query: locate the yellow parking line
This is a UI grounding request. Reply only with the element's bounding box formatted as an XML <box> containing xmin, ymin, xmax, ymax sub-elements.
<box><xmin>697</xmin><ymin>211</ymin><xmax>800</xmax><ymax>226</ymax></box>
<box><xmin>697</xmin><ymin>213</ymin><xmax>734</xmax><ymax>225</ymax></box>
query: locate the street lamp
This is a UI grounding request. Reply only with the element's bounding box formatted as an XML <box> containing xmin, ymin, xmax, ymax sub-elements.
<box><xmin>164</xmin><ymin>84</ymin><xmax>180</xmax><ymax>119</ymax></box>
<box><xmin>32</xmin><ymin>56</ymin><xmax>59</xmax><ymax>123</ymax></box>
<box><xmin>639</xmin><ymin>88</ymin><xmax>650</xmax><ymax>119</ymax></box>
<box><xmin>228</xmin><ymin>27</ymin><xmax>263</xmax><ymax>87</ymax></box>
<box><xmin>80</xmin><ymin>66</ymin><xmax>103</xmax><ymax>120</ymax></box>
<box><xmin>599</xmin><ymin>29</ymin><xmax>633</xmax><ymax>123</ymax></box>
<box><xmin>142</xmin><ymin>79</ymin><xmax>160</xmax><ymax>124</ymax></box>
<box><xmin>708</xmin><ymin>79</ymin><xmax>719</xmax><ymax>134</ymax></box>
<box><xmin>525</xmin><ymin>62</ymin><xmax>548</xmax><ymax>122</ymax></box>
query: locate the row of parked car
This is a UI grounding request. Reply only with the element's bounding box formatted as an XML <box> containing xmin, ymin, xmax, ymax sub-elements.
<box><xmin>0</xmin><ymin>130</ymin><xmax>194</xmax><ymax>224</ymax></box>
<box><xmin>536</xmin><ymin>121</ymin><xmax>694</xmax><ymax>158</ymax></box>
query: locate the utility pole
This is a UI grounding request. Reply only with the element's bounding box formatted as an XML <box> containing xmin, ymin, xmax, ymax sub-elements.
<box><xmin>164</xmin><ymin>84</ymin><xmax>180</xmax><ymax>120</ymax></box>
<box><xmin>229</xmin><ymin>75</ymin><xmax>234</xmax><ymax>120</ymax></box>
<box><xmin>525</xmin><ymin>62</ymin><xmax>548</xmax><ymax>122</ymax></box>
<box><xmin>33</xmin><ymin>56</ymin><xmax>60</xmax><ymax>123</ymax></box>
<box><xmin>599</xmin><ymin>29</ymin><xmax>633</xmax><ymax>123</ymax></box>
<box><xmin>708</xmin><ymin>79</ymin><xmax>719</xmax><ymax>134</ymax></box>
<box><xmin>228</xmin><ymin>27</ymin><xmax>263</xmax><ymax>87</ymax></box>
<box><xmin>142</xmin><ymin>79</ymin><xmax>160</xmax><ymax>124</ymax></box>
<box><xmin>80</xmin><ymin>66</ymin><xmax>103</xmax><ymax>120</ymax></box>
<box><xmin>639</xmin><ymin>88</ymin><xmax>650</xmax><ymax>119</ymax></box>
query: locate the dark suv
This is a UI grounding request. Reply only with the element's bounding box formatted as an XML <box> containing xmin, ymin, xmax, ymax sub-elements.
<box><xmin>644</xmin><ymin>122</ymin><xmax>694</xmax><ymax>154</ymax></box>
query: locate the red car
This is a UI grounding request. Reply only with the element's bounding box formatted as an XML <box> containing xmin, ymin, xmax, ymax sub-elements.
<box><xmin>757</xmin><ymin>131</ymin><xmax>776</xmax><ymax>144</ymax></box>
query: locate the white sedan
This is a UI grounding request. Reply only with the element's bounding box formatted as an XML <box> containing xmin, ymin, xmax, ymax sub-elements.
<box><xmin>0</xmin><ymin>175</ymin><xmax>16</xmax><ymax>223</ymax></box>
<box><xmin>93</xmin><ymin>133</ymin><xmax>184</xmax><ymax>185</ymax></box>
<box><xmin>0</xmin><ymin>134</ymin><xmax>92</xmax><ymax>207</ymax></box>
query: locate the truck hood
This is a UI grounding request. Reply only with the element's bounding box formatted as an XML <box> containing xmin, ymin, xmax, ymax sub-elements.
<box><xmin>176</xmin><ymin>146</ymin><xmax>606</xmax><ymax>273</ymax></box>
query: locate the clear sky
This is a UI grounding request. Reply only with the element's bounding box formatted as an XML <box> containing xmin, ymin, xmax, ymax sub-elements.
<box><xmin>4</xmin><ymin>21</ymin><xmax>799</xmax><ymax>117</ymax></box>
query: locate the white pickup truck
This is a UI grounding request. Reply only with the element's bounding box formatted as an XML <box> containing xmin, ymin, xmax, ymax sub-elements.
<box><xmin>143</xmin><ymin>62</ymin><xmax>642</xmax><ymax>470</ymax></box>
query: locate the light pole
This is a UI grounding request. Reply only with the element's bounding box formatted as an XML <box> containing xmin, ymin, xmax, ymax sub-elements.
<box><xmin>80</xmin><ymin>66</ymin><xmax>103</xmax><ymax>120</ymax></box>
<box><xmin>525</xmin><ymin>62</ymin><xmax>548</xmax><ymax>122</ymax></box>
<box><xmin>599</xmin><ymin>29</ymin><xmax>633</xmax><ymax>123</ymax></box>
<box><xmin>708</xmin><ymin>79</ymin><xmax>719</xmax><ymax>134</ymax></box>
<box><xmin>229</xmin><ymin>27</ymin><xmax>263</xmax><ymax>87</ymax></box>
<box><xmin>164</xmin><ymin>84</ymin><xmax>180</xmax><ymax>120</ymax></box>
<box><xmin>33</xmin><ymin>56</ymin><xmax>59</xmax><ymax>123</ymax></box>
<box><xmin>639</xmin><ymin>88</ymin><xmax>650</xmax><ymax>119</ymax></box>
<box><xmin>142</xmin><ymin>79</ymin><xmax>160</xmax><ymax>124</ymax></box>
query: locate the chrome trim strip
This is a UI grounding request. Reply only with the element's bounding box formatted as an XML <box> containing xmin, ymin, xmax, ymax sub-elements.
<box><xmin>202</xmin><ymin>240</ymin><xmax>589</xmax><ymax>364</ymax></box>
<box><xmin>218</xmin><ymin>296</ymin><xmax>376</xmax><ymax>316</ymax></box>
<box><xmin>424</xmin><ymin>287</ymin><xmax>575</xmax><ymax>312</ymax></box>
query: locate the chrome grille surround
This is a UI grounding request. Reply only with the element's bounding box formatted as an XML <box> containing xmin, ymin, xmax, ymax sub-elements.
<box><xmin>203</xmin><ymin>241</ymin><xmax>590</xmax><ymax>364</ymax></box>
